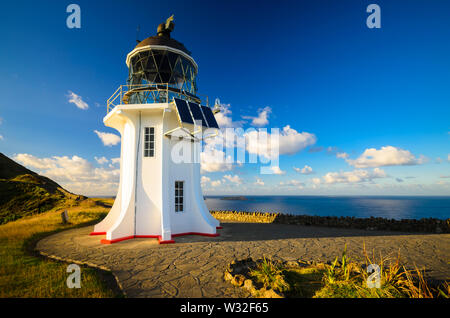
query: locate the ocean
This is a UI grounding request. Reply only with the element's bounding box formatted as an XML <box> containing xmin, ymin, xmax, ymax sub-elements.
<box><xmin>204</xmin><ymin>196</ymin><xmax>450</xmax><ymax>220</ymax></box>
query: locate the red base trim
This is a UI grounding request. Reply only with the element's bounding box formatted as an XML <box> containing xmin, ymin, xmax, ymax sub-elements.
<box><xmin>158</xmin><ymin>239</ymin><xmax>175</xmax><ymax>244</ymax></box>
<box><xmin>90</xmin><ymin>232</ymin><xmax>106</xmax><ymax>236</ymax></box>
<box><xmin>100</xmin><ymin>235</ymin><xmax>134</xmax><ymax>244</ymax></box>
<box><xmin>98</xmin><ymin>232</ymin><xmax>219</xmax><ymax>244</ymax></box>
<box><xmin>172</xmin><ymin>232</ymin><xmax>220</xmax><ymax>238</ymax></box>
<box><xmin>135</xmin><ymin>235</ymin><xmax>160</xmax><ymax>239</ymax></box>
<box><xmin>216</xmin><ymin>226</ymin><xmax>223</xmax><ymax>230</ymax></box>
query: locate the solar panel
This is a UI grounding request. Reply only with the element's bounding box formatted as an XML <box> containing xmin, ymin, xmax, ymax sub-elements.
<box><xmin>201</xmin><ymin>105</ymin><xmax>219</xmax><ymax>129</ymax></box>
<box><xmin>187</xmin><ymin>101</ymin><xmax>208</xmax><ymax>127</ymax></box>
<box><xmin>174</xmin><ymin>98</ymin><xmax>194</xmax><ymax>124</ymax></box>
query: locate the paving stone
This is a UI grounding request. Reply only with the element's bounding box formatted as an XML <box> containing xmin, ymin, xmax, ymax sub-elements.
<box><xmin>36</xmin><ymin>222</ymin><xmax>450</xmax><ymax>298</ymax></box>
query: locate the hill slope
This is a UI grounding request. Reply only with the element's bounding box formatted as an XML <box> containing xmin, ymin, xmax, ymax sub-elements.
<box><xmin>0</xmin><ymin>153</ymin><xmax>87</xmax><ymax>224</ymax></box>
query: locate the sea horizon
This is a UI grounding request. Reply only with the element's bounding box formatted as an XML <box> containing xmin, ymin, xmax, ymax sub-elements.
<box><xmin>88</xmin><ymin>195</ymin><xmax>450</xmax><ymax>220</ymax></box>
<box><xmin>204</xmin><ymin>195</ymin><xmax>450</xmax><ymax>220</ymax></box>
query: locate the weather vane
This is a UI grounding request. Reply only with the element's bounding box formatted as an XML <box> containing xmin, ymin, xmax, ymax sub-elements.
<box><xmin>157</xmin><ymin>15</ymin><xmax>175</xmax><ymax>37</ymax></box>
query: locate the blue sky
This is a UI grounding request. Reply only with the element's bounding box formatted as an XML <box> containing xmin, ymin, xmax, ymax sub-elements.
<box><xmin>0</xmin><ymin>0</ymin><xmax>449</xmax><ymax>196</ymax></box>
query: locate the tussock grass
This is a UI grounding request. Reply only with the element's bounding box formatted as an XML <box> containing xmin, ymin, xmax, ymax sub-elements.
<box><xmin>249</xmin><ymin>257</ymin><xmax>290</xmax><ymax>293</ymax></box>
<box><xmin>243</xmin><ymin>245</ymin><xmax>449</xmax><ymax>298</ymax></box>
<box><xmin>0</xmin><ymin>200</ymin><xmax>121</xmax><ymax>298</ymax></box>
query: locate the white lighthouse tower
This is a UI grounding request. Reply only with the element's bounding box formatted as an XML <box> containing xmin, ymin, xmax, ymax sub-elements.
<box><xmin>91</xmin><ymin>17</ymin><xmax>221</xmax><ymax>244</ymax></box>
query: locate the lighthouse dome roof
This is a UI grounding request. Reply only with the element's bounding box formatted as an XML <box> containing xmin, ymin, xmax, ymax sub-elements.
<box><xmin>135</xmin><ymin>35</ymin><xmax>191</xmax><ymax>56</ymax></box>
<box><xmin>134</xmin><ymin>16</ymin><xmax>191</xmax><ymax>56</ymax></box>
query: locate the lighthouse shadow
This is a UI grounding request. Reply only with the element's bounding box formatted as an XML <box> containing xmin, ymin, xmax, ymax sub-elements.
<box><xmin>216</xmin><ymin>222</ymin><xmax>420</xmax><ymax>242</ymax></box>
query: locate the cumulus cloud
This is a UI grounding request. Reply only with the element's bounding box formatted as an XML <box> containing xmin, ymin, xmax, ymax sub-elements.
<box><xmin>213</xmin><ymin>102</ymin><xmax>247</xmax><ymax>128</ymax></box>
<box><xmin>94</xmin><ymin>130</ymin><xmax>121</xmax><ymax>146</ymax></box>
<box><xmin>200</xmin><ymin>146</ymin><xmax>234</xmax><ymax>172</ymax></box>
<box><xmin>14</xmin><ymin>153</ymin><xmax>119</xmax><ymax>196</ymax></box>
<box><xmin>211</xmin><ymin>180</ymin><xmax>222</xmax><ymax>187</ymax></box>
<box><xmin>111</xmin><ymin>157</ymin><xmax>120</xmax><ymax>164</ymax></box>
<box><xmin>269</xmin><ymin>166</ymin><xmax>286</xmax><ymax>175</ymax></box>
<box><xmin>0</xmin><ymin>135</ymin><xmax>3</xmax><ymax>141</ymax></box>
<box><xmin>223</xmin><ymin>174</ymin><xmax>242</xmax><ymax>184</ymax></box>
<box><xmin>345</xmin><ymin>146</ymin><xmax>426</xmax><ymax>168</ymax></box>
<box><xmin>242</xmin><ymin>106</ymin><xmax>271</xmax><ymax>127</ymax></box>
<box><xmin>317</xmin><ymin>168</ymin><xmax>387</xmax><ymax>184</ymax></box>
<box><xmin>245</xmin><ymin>125</ymin><xmax>316</xmax><ymax>159</ymax></box>
<box><xmin>294</xmin><ymin>165</ymin><xmax>313</xmax><ymax>175</ymax></box>
<box><xmin>214</xmin><ymin>103</ymin><xmax>233</xmax><ymax>127</ymax></box>
<box><xmin>201</xmin><ymin>176</ymin><xmax>211</xmax><ymax>184</ymax></box>
<box><xmin>67</xmin><ymin>91</ymin><xmax>89</xmax><ymax>110</ymax></box>
<box><xmin>94</xmin><ymin>156</ymin><xmax>108</xmax><ymax>165</ymax></box>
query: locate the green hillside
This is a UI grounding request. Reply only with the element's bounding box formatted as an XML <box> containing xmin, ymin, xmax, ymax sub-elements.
<box><xmin>0</xmin><ymin>153</ymin><xmax>86</xmax><ymax>224</ymax></box>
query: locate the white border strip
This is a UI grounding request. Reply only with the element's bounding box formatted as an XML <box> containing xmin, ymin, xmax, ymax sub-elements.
<box><xmin>125</xmin><ymin>45</ymin><xmax>198</xmax><ymax>71</ymax></box>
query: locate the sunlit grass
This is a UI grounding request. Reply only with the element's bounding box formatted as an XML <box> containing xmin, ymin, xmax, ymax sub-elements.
<box><xmin>0</xmin><ymin>199</ymin><xmax>121</xmax><ymax>298</ymax></box>
<box><xmin>241</xmin><ymin>245</ymin><xmax>449</xmax><ymax>298</ymax></box>
<box><xmin>211</xmin><ymin>211</ymin><xmax>278</xmax><ymax>223</ymax></box>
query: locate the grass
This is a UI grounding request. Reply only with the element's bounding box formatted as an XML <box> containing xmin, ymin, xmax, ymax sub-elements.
<box><xmin>245</xmin><ymin>245</ymin><xmax>449</xmax><ymax>298</ymax></box>
<box><xmin>211</xmin><ymin>211</ymin><xmax>278</xmax><ymax>223</ymax></box>
<box><xmin>249</xmin><ymin>257</ymin><xmax>290</xmax><ymax>293</ymax></box>
<box><xmin>0</xmin><ymin>198</ymin><xmax>122</xmax><ymax>298</ymax></box>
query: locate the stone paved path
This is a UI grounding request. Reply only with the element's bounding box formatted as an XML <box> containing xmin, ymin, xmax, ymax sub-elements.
<box><xmin>36</xmin><ymin>222</ymin><xmax>450</xmax><ymax>297</ymax></box>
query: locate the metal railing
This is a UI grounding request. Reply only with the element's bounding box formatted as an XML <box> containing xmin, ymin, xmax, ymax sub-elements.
<box><xmin>106</xmin><ymin>83</ymin><xmax>209</xmax><ymax>114</ymax></box>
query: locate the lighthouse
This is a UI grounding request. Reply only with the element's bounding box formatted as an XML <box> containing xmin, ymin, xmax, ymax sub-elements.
<box><xmin>91</xmin><ymin>16</ymin><xmax>221</xmax><ymax>244</ymax></box>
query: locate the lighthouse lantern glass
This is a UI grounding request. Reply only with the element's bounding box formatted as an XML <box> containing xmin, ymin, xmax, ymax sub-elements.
<box><xmin>127</xmin><ymin>49</ymin><xmax>198</xmax><ymax>104</ymax></box>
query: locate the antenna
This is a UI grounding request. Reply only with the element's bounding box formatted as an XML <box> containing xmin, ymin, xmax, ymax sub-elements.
<box><xmin>136</xmin><ymin>25</ymin><xmax>141</xmax><ymax>44</ymax></box>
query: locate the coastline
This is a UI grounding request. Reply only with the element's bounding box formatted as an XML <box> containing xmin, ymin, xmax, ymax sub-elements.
<box><xmin>211</xmin><ymin>211</ymin><xmax>450</xmax><ymax>234</ymax></box>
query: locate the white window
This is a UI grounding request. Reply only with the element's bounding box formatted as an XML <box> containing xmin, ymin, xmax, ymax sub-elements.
<box><xmin>175</xmin><ymin>181</ymin><xmax>184</xmax><ymax>212</ymax></box>
<box><xmin>144</xmin><ymin>127</ymin><xmax>154</xmax><ymax>157</ymax></box>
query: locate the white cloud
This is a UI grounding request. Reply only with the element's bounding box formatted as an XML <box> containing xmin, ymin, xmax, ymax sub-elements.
<box><xmin>320</xmin><ymin>168</ymin><xmax>387</xmax><ymax>184</ymax></box>
<box><xmin>448</xmin><ymin>154</ymin><xmax>450</xmax><ymax>162</ymax></box>
<box><xmin>280</xmin><ymin>179</ymin><xmax>304</xmax><ymax>188</ymax></box>
<box><xmin>245</xmin><ymin>125</ymin><xmax>316</xmax><ymax>159</ymax></box>
<box><xmin>211</xmin><ymin>180</ymin><xmax>222</xmax><ymax>187</ymax></box>
<box><xmin>94</xmin><ymin>130</ymin><xmax>121</xmax><ymax>146</ymax></box>
<box><xmin>14</xmin><ymin>153</ymin><xmax>119</xmax><ymax>196</ymax></box>
<box><xmin>67</xmin><ymin>91</ymin><xmax>89</xmax><ymax>110</ymax></box>
<box><xmin>346</xmin><ymin>146</ymin><xmax>426</xmax><ymax>168</ymax></box>
<box><xmin>223</xmin><ymin>174</ymin><xmax>243</xmax><ymax>184</ymax></box>
<box><xmin>294</xmin><ymin>165</ymin><xmax>313</xmax><ymax>175</ymax></box>
<box><xmin>254</xmin><ymin>178</ymin><xmax>264</xmax><ymax>186</ymax></box>
<box><xmin>0</xmin><ymin>135</ymin><xmax>3</xmax><ymax>141</ymax></box>
<box><xmin>204</xmin><ymin>128</ymin><xmax>242</xmax><ymax>149</ymax></box>
<box><xmin>213</xmin><ymin>102</ymin><xmax>246</xmax><ymax>128</ymax></box>
<box><xmin>111</xmin><ymin>157</ymin><xmax>120</xmax><ymax>164</ymax></box>
<box><xmin>201</xmin><ymin>176</ymin><xmax>211</xmax><ymax>184</ymax></box>
<box><xmin>94</xmin><ymin>156</ymin><xmax>108</xmax><ymax>165</ymax></box>
<box><xmin>336</xmin><ymin>152</ymin><xmax>349</xmax><ymax>159</ymax></box>
<box><xmin>200</xmin><ymin>147</ymin><xmax>234</xmax><ymax>172</ymax></box>
<box><xmin>269</xmin><ymin>166</ymin><xmax>286</xmax><ymax>175</ymax></box>
<box><xmin>242</xmin><ymin>106</ymin><xmax>271</xmax><ymax>127</ymax></box>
